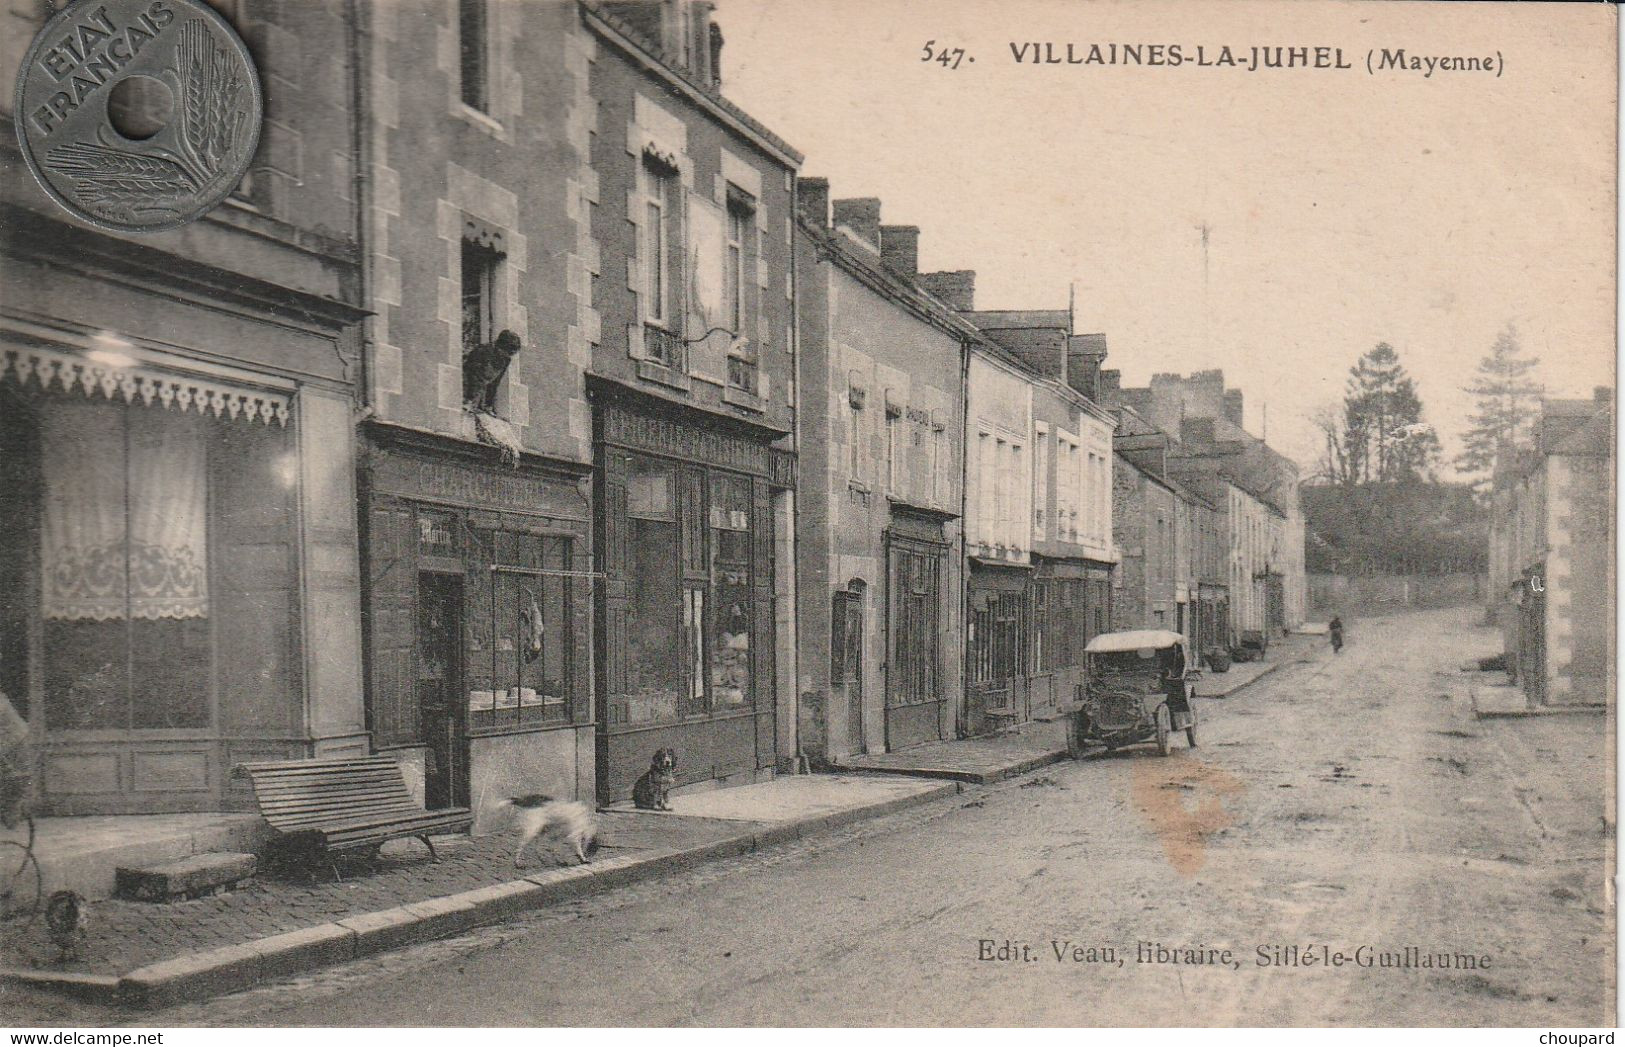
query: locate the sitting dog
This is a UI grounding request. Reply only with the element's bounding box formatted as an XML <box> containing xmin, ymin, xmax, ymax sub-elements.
<box><xmin>631</xmin><ymin>748</ymin><xmax>678</xmax><ymax>811</ymax></box>
<box><xmin>501</xmin><ymin>794</ymin><xmax>598</xmax><ymax>867</ymax></box>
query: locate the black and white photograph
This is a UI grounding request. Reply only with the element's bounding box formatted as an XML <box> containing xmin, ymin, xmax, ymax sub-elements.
<box><xmin>0</xmin><ymin>0</ymin><xmax>1616</xmax><ymax>1031</ymax></box>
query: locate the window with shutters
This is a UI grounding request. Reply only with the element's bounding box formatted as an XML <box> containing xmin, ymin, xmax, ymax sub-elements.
<box><xmin>639</xmin><ymin>154</ymin><xmax>681</xmax><ymax>366</ymax></box>
<box><xmin>724</xmin><ymin>194</ymin><xmax>758</xmax><ymax>394</ymax></box>
<box><xmin>458</xmin><ymin>0</ymin><xmax>489</xmax><ymax>112</ymax></box>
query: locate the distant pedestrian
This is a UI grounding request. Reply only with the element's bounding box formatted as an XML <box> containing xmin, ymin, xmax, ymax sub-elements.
<box><xmin>1328</xmin><ymin>616</ymin><xmax>1344</xmax><ymax>655</ymax></box>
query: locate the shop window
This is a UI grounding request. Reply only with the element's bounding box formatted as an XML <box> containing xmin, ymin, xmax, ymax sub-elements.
<box><xmin>889</xmin><ymin>547</ymin><xmax>939</xmax><ymax>707</ymax></box>
<box><xmin>0</xmin><ymin>388</ymin><xmax>296</xmax><ymax>733</ymax></box>
<box><xmin>970</xmin><ymin>590</ymin><xmax>1024</xmax><ymax>686</ymax></box>
<box><xmin>465</xmin><ymin>534</ymin><xmax>577</xmax><ymax>730</ymax></box>
<box><xmin>459</xmin><ymin>0</ymin><xmax>489</xmax><ymax>112</ymax></box>
<box><xmin>708</xmin><ymin>473</ymin><xmax>752</xmax><ymax>710</ymax></box>
<box><xmin>622</xmin><ymin>456</ymin><xmax>682</xmax><ymax>724</ymax></box>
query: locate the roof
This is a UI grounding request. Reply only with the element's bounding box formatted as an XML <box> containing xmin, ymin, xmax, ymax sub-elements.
<box><xmin>581</xmin><ymin>3</ymin><xmax>803</xmax><ymax>167</ymax></box>
<box><xmin>1085</xmin><ymin>629</ymin><xmax>1188</xmax><ymax>653</ymax></box>
<box><xmin>961</xmin><ymin>309</ymin><xmax>1071</xmax><ymax>332</ymax></box>
<box><xmin>1551</xmin><ymin>410</ymin><xmax>1611</xmax><ymax>457</ymax></box>
<box><xmin>797</xmin><ymin>218</ymin><xmax>991</xmax><ymax>349</ymax></box>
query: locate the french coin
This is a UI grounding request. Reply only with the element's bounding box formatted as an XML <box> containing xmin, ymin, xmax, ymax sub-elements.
<box><xmin>14</xmin><ymin>0</ymin><xmax>262</xmax><ymax>233</ymax></box>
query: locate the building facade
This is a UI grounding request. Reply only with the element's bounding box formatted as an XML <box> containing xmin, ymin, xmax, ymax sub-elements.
<box><xmin>960</xmin><ymin>309</ymin><xmax>1116</xmax><ymax>720</ymax></box>
<box><xmin>586</xmin><ymin>2</ymin><xmax>801</xmax><ymax>799</ymax></box>
<box><xmin>1489</xmin><ymin>391</ymin><xmax>1612</xmax><ymax>708</ymax></box>
<box><xmin>355</xmin><ymin>0</ymin><xmax>596</xmax><ymax>825</ymax></box>
<box><xmin>791</xmin><ymin>189</ymin><xmax>966</xmax><ymax>763</ymax></box>
<box><xmin>1</xmin><ymin>0</ymin><xmax>368</xmax><ymax>814</ymax></box>
<box><xmin>1106</xmin><ymin>369</ymin><xmax>1306</xmax><ymax>633</ymax></box>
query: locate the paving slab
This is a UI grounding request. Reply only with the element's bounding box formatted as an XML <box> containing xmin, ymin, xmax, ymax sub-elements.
<box><xmin>835</xmin><ymin>719</ymin><xmax>1070</xmax><ymax>784</ymax></box>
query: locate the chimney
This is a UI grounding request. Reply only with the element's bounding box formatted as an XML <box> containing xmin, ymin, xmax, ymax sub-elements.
<box><xmin>878</xmin><ymin>225</ymin><xmax>919</xmax><ymax>277</ymax></box>
<box><xmin>796</xmin><ymin>177</ymin><xmax>830</xmax><ymax>227</ymax></box>
<box><xmin>1098</xmin><ymin>369</ymin><xmax>1122</xmax><ymax>399</ymax></box>
<box><xmin>1595</xmin><ymin>386</ymin><xmax>1612</xmax><ymax>404</ymax></box>
<box><xmin>707</xmin><ymin>19</ymin><xmax>724</xmax><ymax>87</ymax></box>
<box><xmin>832</xmin><ymin>198</ymin><xmax>881</xmax><ymax>249</ymax></box>
<box><xmin>918</xmin><ymin>270</ymin><xmax>976</xmax><ymax>311</ymax></box>
<box><xmin>1223</xmin><ymin>389</ymin><xmax>1244</xmax><ymax>427</ymax></box>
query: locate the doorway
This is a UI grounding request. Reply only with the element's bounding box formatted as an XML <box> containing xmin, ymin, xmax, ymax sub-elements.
<box><xmin>832</xmin><ymin>587</ymin><xmax>864</xmax><ymax>756</ymax></box>
<box><xmin>416</xmin><ymin>572</ymin><xmax>467</xmax><ymax>809</ymax></box>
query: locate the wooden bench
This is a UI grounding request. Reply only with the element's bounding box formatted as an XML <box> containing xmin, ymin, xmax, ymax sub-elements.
<box><xmin>232</xmin><ymin>756</ymin><xmax>472</xmax><ymax>878</ymax></box>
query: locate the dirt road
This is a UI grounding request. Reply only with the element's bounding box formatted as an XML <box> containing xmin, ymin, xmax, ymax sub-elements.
<box><xmin>15</xmin><ymin>607</ymin><xmax>1615</xmax><ymax>1026</ymax></box>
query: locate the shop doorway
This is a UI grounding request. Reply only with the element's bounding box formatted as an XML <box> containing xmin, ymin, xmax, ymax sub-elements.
<box><xmin>832</xmin><ymin>586</ymin><xmax>864</xmax><ymax>756</ymax></box>
<box><xmin>416</xmin><ymin>572</ymin><xmax>468</xmax><ymax>809</ymax></box>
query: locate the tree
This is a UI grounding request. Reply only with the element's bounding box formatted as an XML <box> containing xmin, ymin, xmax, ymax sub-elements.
<box><xmin>1458</xmin><ymin>323</ymin><xmax>1542</xmax><ymax>485</ymax></box>
<box><xmin>1343</xmin><ymin>342</ymin><xmax>1440</xmax><ymax>483</ymax></box>
<box><xmin>1309</xmin><ymin>401</ymin><xmax>1356</xmax><ymax>487</ymax></box>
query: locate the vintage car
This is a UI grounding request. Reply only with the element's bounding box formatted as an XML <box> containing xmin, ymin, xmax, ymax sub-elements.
<box><xmin>1073</xmin><ymin>629</ymin><xmax>1200</xmax><ymax>756</ymax></box>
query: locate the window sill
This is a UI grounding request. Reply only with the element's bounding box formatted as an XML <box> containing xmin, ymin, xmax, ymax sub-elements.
<box><xmin>722</xmin><ymin>385</ymin><xmax>764</xmax><ymax>412</ymax></box>
<box><xmin>636</xmin><ymin>359</ymin><xmax>692</xmax><ymax>392</ymax></box>
<box><xmin>455</xmin><ymin>102</ymin><xmax>505</xmax><ymax>136</ymax></box>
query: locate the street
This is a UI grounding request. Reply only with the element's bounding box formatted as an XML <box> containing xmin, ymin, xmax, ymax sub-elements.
<box><xmin>23</xmin><ymin>607</ymin><xmax>1616</xmax><ymax>1026</ymax></box>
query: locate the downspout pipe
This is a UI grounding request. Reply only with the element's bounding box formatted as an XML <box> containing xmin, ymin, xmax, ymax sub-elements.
<box><xmin>956</xmin><ymin>335</ymin><xmax>972</xmax><ymax>739</ymax></box>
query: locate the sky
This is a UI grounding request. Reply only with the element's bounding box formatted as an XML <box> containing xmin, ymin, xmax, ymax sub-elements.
<box><xmin>714</xmin><ymin>0</ymin><xmax>1617</xmax><ymax>476</ymax></box>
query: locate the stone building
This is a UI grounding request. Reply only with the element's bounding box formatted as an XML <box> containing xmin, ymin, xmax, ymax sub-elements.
<box><xmin>354</xmin><ymin>0</ymin><xmax>801</xmax><ymax>814</ymax></box>
<box><xmin>1110</xmin><ymin>407</ymin><xmax>1180</xmax><ymax>634</ymax></box>
<box><xmin>354</xmin><ymin>0</ymin><xmax>597</xmax><ymax>822</ymax></box>
<box><xmin>958</xmin><ymin>309</ymin><xmax>1116</xmax><ymax>720</ymax></box>
<box><xmin>0</xmin><ymin>1</ymin><xmax>368</xmax><ymax>813</ymax></box>
<box><xmin>1488</xmin><ymin>390</ymin><xmax>1613</xmax><ymax>708</ymax></box>
<box><xmin>790</xmin><ymin>188</ymin><xmax>966</xmax><ymax>762</ymax></box>
<box><xmin>1105</xmin><ymin>369</ymin><xmax>1306</xmax><ymax>633</ymax></box>
<box><xmin>584</xmin><ymin>1</ymin><xmax>801</xmax><ymax>800</ymax></box>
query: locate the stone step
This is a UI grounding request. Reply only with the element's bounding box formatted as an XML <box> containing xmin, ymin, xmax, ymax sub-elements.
<box><xmin>114</xmin><ymin>853</ymin><xmax>257</xmax><ymax>903</ymax></box>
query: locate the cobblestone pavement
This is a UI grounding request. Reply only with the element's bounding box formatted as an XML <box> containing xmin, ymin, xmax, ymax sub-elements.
<box><xmin>0</xmin><ymin>811</ymin><xmax>759</xmax><ymax>977</ymax></box>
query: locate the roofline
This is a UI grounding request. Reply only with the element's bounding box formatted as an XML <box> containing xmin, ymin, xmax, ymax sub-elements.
<box><xmin>581</xmin><ymin>3</ymin><xmax>803</xmax><ymax>169</ymax></box>
<box><xmin>797</xmin><ymin>217</ymin><xmax>987</xmax><ymax>348</ymax></box>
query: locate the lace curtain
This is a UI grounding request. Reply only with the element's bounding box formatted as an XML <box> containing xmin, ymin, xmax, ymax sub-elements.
<box><xmin>40</xmin><ymin>401</ymin><xmax>209</xmax><ymax>621</ymax></box>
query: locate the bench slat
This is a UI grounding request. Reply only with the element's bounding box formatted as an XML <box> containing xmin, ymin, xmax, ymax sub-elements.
<box><xmin>236</xmin><ymin>756</ymin><xmax>472</xmax><ymax>857</ymax></box>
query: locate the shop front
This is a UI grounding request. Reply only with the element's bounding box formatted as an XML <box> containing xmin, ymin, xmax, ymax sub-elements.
<box><xmin>883</xmin><ymin>508</ymin><xmax>954</xmax><ymax>751</ymax></box>
<box><xmin>592</xmin><ymin>387</ymin><xmax>792</xmax><ymax>801</ymax></box>
<box><xmin>964</xmin><ymin>559</ymin><xmax>1032</xmax><ymax>737</ymax></box>
<box><xmin>0</xmin><ymin>336</ymin><xmax>365</xmax><ymax>815</ymax></box>
<box><xmin>1028</xmin><ymin>558</ymin><xmax>1115</xmax><ymax>718</ymax></box>
<box><xmin>359</xmin><ymin>424</ymin><xmax>594</xmax><ymax>827</ymax></box>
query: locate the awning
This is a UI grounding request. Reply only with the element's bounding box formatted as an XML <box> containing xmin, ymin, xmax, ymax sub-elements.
<box><xmin>3</xmin><ymin>344</ymin><xmax>292</xmax><ymax>425</ymax></box>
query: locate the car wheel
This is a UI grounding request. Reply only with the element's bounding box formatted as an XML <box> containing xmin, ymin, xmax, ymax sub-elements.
<box><xmin>1155</xmin><ymin>704</ymin><xmax>1171</xmax><ymax>757</ymax></box>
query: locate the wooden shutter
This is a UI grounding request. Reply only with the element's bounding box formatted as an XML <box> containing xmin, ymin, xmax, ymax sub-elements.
<box><xmin>600</xmin><ymin>463</ymin><xmax>630</xmax><ymax>724</ymax></box>
<box><xmin>366</xmin><ymin>502</ymin><xmax>419</xmax><ymax>748</ymax></box>
<box><xmin>752</xmin><ymin>478</ymin><xmax>776</xmax><ymax>768</ymax></box>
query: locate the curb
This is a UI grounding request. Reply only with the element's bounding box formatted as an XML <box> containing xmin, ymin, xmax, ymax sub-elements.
<box><xmin>1470</xmin><ymin>687</ymin><xmax>1606</xmax><ymax>720</ymax></box>
<box><xmin>834</xmin><ymin>748</ymin><xmax>1068</xmax><ymax>786</ymax></box>
<box><xmin>3</xmin><ymin>780</ymin><xmax>960</xmax><ymax>1010</ymax></box>
<box><xmin>1198</xmin><ymin>658</ymin><xmax>1283</xmax><ymax>699</ymax></box>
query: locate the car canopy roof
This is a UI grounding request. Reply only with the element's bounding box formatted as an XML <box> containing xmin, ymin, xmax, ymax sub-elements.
<box><xmin>1084</xmin><ymin>629</ymin><xmax>1187</xmax><ymax>654</ymax></box>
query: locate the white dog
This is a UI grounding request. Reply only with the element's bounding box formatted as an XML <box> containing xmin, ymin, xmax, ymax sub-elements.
<box><xmin>500</xmin><ymin>794</ymin><xmax>599</xmax><ymax>867</ymax></box>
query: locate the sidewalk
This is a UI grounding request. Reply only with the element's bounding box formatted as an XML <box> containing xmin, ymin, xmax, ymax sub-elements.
<box><xmin>0</xmin><ymin>774</ymin><xmax>955</xmax><ymax>1009</ymax></box>
<box><xmin>1470</xmin><ymin>678</ymin><xmax>1607</xmax><ymax>719</ymax></box>
<box><xmin>835</xmin><ymin>639</ymin><xmax>1309</xmax><ymax>784</ymax></box>
<box><xmin>834</xmin><ymin>718</ymin><xmax>1071</xmax><ymax>785</ymax></box>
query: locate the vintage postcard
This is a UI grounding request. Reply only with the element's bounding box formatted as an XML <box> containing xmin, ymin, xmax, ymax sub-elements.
<box><xmin>0</xmin><ymin>0</ymin><xmax>1615</xmax><ymax>1031</ymax></box>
